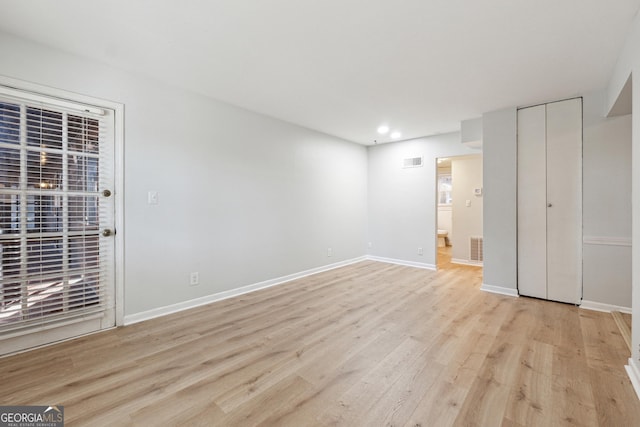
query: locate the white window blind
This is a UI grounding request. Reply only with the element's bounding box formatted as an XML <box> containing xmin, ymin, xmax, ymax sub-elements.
<box><xmin>0</xmin><ymin>89</ymin><xmax>115</xmax><ymax>337</ymax></box>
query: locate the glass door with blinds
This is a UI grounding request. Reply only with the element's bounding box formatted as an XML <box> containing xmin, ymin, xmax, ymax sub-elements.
<box><xmin>0</xmin><ymin>86</ymin><xmax>116</xmax><ymax>354</ymax></box>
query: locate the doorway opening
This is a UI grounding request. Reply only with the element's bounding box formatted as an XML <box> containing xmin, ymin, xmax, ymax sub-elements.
<box><xmin>436</xmin><ymin>154</ymin><xmax>483</xmax><ymax>270</ymax></box>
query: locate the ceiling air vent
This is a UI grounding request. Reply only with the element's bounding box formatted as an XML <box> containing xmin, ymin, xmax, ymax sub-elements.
<box><xmin>403</xmin><ymin>156</ymin><xmax>423</xmax><ymax>168</ymax></box>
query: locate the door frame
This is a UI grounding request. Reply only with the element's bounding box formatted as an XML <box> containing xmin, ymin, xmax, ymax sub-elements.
<box><xmin>435</xmin><ymin>154</ymin><xmax>484</xmax><ymax>269</ymax></box>
<box><xmin>0</xmin><ymin>75</ymin><xmax>125</xmax><ymax>333</ymax></box>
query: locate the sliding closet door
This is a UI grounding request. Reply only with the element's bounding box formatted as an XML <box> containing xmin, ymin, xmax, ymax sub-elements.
<box><xmin>517</xmin><ymin>105</ymin><xmax>547</xmax><ymax>299</ymax></box>
<box><xmin>546</xmin><ymin>98</ymin><xmax>582</xmax><ymax>303</ymax></box>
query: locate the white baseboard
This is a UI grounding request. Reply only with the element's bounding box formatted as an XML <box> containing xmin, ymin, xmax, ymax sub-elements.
<box><xmin>579</xmin><ymin>300</ymin><xmax>632</xmax><ymax>314</ymax></box>
<box><xmin>451</xmin><ymin>258</ymin><xmax>483</xmax><ymax>267</ymax></box>
<box><xmin>626</xmin><ymin>358</ymin><xmax>640</xmax><ymax>401</ymax></box>
<box><xmin>366</xmin><ymin>255</ymin><xmax>436</xmax><ymax>270</ymax></box>
<box><xmin>480</xmin><ymin>283</ymin><xmax>519</xmax><ymax>297</ymax></box>
<box><xmin>124</xmin><ymin>256</ymin><xmax>367</xmax><ymax>325</ymax></box>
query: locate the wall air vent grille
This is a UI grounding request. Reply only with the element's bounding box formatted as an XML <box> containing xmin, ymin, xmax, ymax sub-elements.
<box><xmin>470</xmin><ymin>236</ymin><xmax>484</xmax><ymax>262</ymax></box>
<box><xmin>403</xmin><ymin>157</ymin><xmax>423</xmax><ymax>168</ymax></box>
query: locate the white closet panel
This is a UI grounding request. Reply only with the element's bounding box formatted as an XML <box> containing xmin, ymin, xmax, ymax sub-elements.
<box><xmin>546</xmin><ymin>99</ymin><xmax>582</xmax><ymax>303</ymax></box>
<box><xmin>517</xmin><ymin>98</ymin><xmax>582</xmax><ymax>304</ymax></box>
<box><xmin>517</xmin><ymin>105</ymin><xmax>547</xmax><ymax>299</ymax></box>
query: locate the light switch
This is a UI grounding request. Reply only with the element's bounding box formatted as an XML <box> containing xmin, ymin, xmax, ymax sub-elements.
<box><xmin>148</xmin><ymin>191</ymin><xmax>159</xmax><ymax>205</ymax></box>
<box><xmin>466</xmin><ymin>200</ymin><xmax>471</xmax><ymax>207</ymax></box>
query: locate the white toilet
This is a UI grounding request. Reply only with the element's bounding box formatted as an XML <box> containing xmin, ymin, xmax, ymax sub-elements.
<box><xmin>437</xmin><ymin>229</ymin><xmax>449</xmax><ymax>247</ymax></box>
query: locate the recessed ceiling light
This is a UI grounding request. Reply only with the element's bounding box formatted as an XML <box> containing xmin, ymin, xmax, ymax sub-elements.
<box><xmin>377</xmin><ymin>125</ymin><xmax>389</xmax><ymax>134</ymax></box>
<box><xmin>390</xmin><ymin>131</ymin><xmax>402</xmax><ymax>139</ymax></box>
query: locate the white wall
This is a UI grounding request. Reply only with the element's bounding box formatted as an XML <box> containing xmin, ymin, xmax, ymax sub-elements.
<box><xmin>482</xmin><ymin>108</ymin><xmax>518</xmax><ymax>292</ymax></box>
<box><xmin>582</xmin><ymin>90</ymin><xmax>632</xmax><ymax>308</ymax></box>
<box><xmin>451</xmin><ymin>155</ymin><xmax>483</xmax><ymax>263</ymax></box>
<box><xmin>482</xmin><ymin>92</ymin><xmax>632</xmax><ymax>307</ymax></box>
<box><xmin>367</xmin><ymin>133</ymin><xmax>479</xmax><ymax>268</ymax></box>
<box><xmin>0</xmin><ymin>31</ymin><xmax>368</xmax><ymax>317</ymax></box>
<box><xmin>607</xmin><ymin>9</ymin><xmax>640</xmax><ymax>370</ymax></box>
<box><xmin>437</xmin><ymin>206</ymin><xmax>452</xmax><ymax>237</ymax></box>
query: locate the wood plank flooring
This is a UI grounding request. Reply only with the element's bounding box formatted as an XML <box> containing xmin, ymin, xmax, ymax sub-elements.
<box><xmin>1</xmin><ymin>253</ymin><xmax>639</xmax><ymax>426</ymax></box>
<box><xmin>611</xmin><ymin>311</ymin><xmax>632</xmax><ymax>354</ymax></box>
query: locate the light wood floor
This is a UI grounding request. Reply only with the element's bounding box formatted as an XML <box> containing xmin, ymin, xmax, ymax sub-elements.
<box><xmin>1</xmin><ymin>256</ymin><xmax>639</xmax><ymax>426</ymax></box>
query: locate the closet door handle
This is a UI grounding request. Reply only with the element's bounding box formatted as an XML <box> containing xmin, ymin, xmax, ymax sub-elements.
<box><xmin>547</xmin><ymin>203</ymin><xmax>553</xmax><ymax>207</ymax></box>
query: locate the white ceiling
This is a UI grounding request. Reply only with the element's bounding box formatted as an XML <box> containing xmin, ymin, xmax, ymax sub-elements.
<box><xmin>0</xmin><ymin>1</ymin><xmax>638</xmax><ymax>145</ymax></box>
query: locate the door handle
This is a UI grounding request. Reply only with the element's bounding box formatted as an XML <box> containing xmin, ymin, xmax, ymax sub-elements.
<box><xmin>102</xmin><ymin>229</ymin><xmax>114</xmax><ymax>237</ymax></box>
<box><xmin>547</xmin><ymin>203</ymin><xmax>553</xmax><ymax>208</ymax></box>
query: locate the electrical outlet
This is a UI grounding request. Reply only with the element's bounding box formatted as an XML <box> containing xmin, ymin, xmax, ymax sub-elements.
<box><xmin>327</xmin><ymin>247</ymin><xmax>333</xmax><ymax>257</ymax></box>
<box><xmin>418</xmin><ymin>247</ymin><xmax>423</xmax><ymax>256</ymax></box>
<box><xmin>189</xmin><ymin>272</ymin><xmax>199</xmax><ymax>286</ymax></box>
<box><xmin>368</xmin><ymin>242</ymin><xmax>372</xmax><ymax>249</ymax></box>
